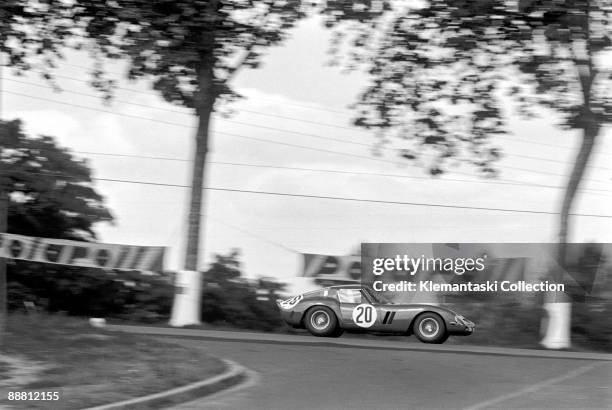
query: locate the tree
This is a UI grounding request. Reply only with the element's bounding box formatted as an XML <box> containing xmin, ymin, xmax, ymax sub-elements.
<box><xmin>1</xmin><ymin>0</ymin><xmax>102</xmax><ymax>334</ymax></box>
<box><xmin>51</xmin><ymin>0</ymin><xmax>304</xmax><ymax>271</ymax></box>
<box><xmin>201</xmin><ymin>249</ymin><xmax>287</xmax><ymax>330</ymax></box>
<box><xmin>9</xmin><ymin>261</ymin><xmax>174</xmax><ymax>322</ymax></box>
<box><xmin>0</xmin><ymin>119</ymin><xmax>114</xmax><ymax>329</ymax></box>
<box><xmin>1</xmin><ymin>119</ymin><xmax>113</xmax><ymax>239</ymax></box>
<box><xmin>320</xmin><ymin>1</ymin><xmax>611</xmax><ymax>348</ymax></box>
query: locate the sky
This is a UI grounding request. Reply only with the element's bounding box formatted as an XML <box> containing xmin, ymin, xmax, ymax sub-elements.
<box><xmin>2</xmin><ymin>16</ymin><xmax>612</xmax><ymax>293</ymax></box>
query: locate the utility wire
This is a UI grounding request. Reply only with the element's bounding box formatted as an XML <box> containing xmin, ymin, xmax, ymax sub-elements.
<box><xmin>7</xmin><ymin>169</ymin><xmax>610</xmax><ymax>218</ymax></box>
<box><xmin>205</xmin><ymin>214</ymin><xmax>299</xmax><ymax>254</ymax></box>
<box><xmin>99</xmin><ymin>179</ymin><xmax>612</xmax><ymax>219</ymax></box>
<box><xmin>39</xmin><ymin>64</ymin><xmax>354</xmax><ymax>115</ymax></box>
<box><xmin>203</xmin><ymin>187</ymin><xmax>612</xmax><ymax>219</ymax></box>
<box><xmin>70</xmin><ymin>151</ymin><xmax>612</xmax><ymax>195</ymax></box>
<box><xmin>4</xmin><ymin>89</ymin><xmax>375</xmax><ymax>149</ymax></box>
<box><xmin>21</xmin><ymin>75</ymin><xmax>601</xmax><ymax>171</ymax></box>
<box><xmin>14</xmin><ymin>73</ymin><xmax>608</xmax><ymax>155</ymax></box>
<box><xmin>4</xmin><ymin>89</ymin><xmax>611</xmax><ymax>186</ymax></box>
<box><xmin>4</xmin><ymin>77</ymin><xmax>357</xmax><ymax>131</ymax></box>
<box><xmin>3</xmin><ymin>78</ymin><xmax>393</xmax><ymax>149</ymax></box>
<box><xmin>18</xmin><ymin>76</ymin><xmax>611</xmax><ymax>172</ymax></box>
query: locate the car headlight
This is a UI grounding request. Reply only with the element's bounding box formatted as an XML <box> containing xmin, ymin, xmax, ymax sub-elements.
<box><xmin>454</xmin><ymin>315</ymin><xmax>466</xmax><ymax>325</ymax></box>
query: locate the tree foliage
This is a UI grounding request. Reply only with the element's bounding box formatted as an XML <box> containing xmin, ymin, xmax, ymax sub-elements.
<box><xmin>8</xmin><ymin>260</ymin><xmax>175</xmax><ymax>321</ymax></box>
<box><xmin>0</xmin><ymin>1</ymin><xmax>72</xmax><ymax>72</ymax></box>
<box><xmin>2</xmin><ymin>0</ymin><xmax>306</xmax><ymax>107</ymax></box>
<box><xmin>14</xmin><ymin>1</ymin><xmax>305</xmax><ymax>108</ymax></box>
<box><xmin>201</xmin><ymin>249</ymin><xmax>287</xmax><ymax>331</ymax></box>
<box><xmin>0</xmin><ymin>119</ymin><xmax>113</xmax><ymax>240</ymax></box>
<box><xmin>320</xmin><ymin>0</ymin><xmax>612</xmax><ymax>176</ymax></box>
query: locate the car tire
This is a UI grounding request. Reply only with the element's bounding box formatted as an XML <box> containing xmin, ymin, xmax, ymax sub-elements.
<box><xmin>304</xmin><ymin>306</ymin><xmax>340</xmax><ymax>337</ymax></box>
<box><xmin>330</xmin><ymin>327</ymin><xmax>344</xmax><ymax>338</ymax></box>
<box><xmin>413</xmin><ymin>313</ymin><xmax>448</xmax><ymax>344</ymax></box>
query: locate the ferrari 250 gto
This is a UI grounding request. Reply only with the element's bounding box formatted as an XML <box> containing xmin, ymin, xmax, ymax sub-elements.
<box><xmin>277</xmin><ymin>284</ymin><xmax>474</xmax><ymax>344</ymax></box>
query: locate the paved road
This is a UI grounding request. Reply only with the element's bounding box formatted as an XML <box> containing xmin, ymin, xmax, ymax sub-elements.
<box><xmin>166</xmin><ymin>338</ymin><xmax>611</xmax><ymax>410</ymax></box>
<box><xmin>108</xmin><ymin>325</ymin><xmax>612</xmax><ymax>361</ymax></box>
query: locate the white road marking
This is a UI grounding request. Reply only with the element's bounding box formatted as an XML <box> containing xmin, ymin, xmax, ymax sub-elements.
<box><xmin>464</xmin><ymin>362</ymin><xmax>606</xmax><ymax>410</ymax></box>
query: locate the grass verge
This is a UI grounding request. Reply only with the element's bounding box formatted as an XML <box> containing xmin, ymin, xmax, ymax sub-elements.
<box><xmin>0</xmin><ymin>313</ymin><xmax>227</xmax><ymax>409</ymax></box>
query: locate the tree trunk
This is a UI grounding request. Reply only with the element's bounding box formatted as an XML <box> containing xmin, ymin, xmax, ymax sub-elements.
<box><xmin>557</xmin><ymin>121</ymin><xmax>598</xmax><ymax>263</ymax></box>
<box><xmin>0</xmin><ymin>54</ymin><xmax>6</xmax><ymax>337</ymax></box>
<box><xmin>0</xmin><ymin>187</ymin><xmax>7</xmax><ymax>337</ymax></box>
<box><xmin>184</xmin><ymin>106</ymin><xmax>213</xmax><ymax>271</ymax></box>
<box><xmin>184</xmin><ymin>62</ymin><xmax>215</xmax><ymax>272</ymax></box>
<box><xmin>543</xmin><ymin>0</ymin><xmax>598</xmax><ymax>348</ymax></box>
<box><xmin>174</xmin><ymin>7</ymin><xmax>219</xmax><ymax>327</ymax></box>
<box><xmin>173</xmin><ymin>74</ymin><xmax>213</xmax><ymax>325</ymax></box>
<box><xmin>541</xmin><ymin>115</ymin><xmax>598</xmax><ymax>349</ymax></box>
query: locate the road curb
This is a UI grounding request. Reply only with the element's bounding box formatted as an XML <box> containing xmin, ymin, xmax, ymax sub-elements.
<box><xmin>81</xmin><ymin>359</ymin><xmax>249</xmax><ymax>410</ymax></box>
<box><xmin>107</xmin><ymin>325</ymin><xmax>612</xmax><ymax>362</ymax></box>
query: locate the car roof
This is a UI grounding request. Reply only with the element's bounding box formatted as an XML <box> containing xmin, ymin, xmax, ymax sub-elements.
<box><xmin>326</xmin><ymin>284</ymin><xmax>362</xmax><ymax>290</ymax></box>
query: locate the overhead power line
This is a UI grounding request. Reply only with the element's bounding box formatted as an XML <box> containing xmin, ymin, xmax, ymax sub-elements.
<box><xmin>4</xmin><ymin>89</ymin><xmax>611</xmax><ymax>187</ymax></box>
<box><xmin>18</xmin><ymin>70</ymin><xmax>604</xmax><ymax>154</ymax></box>
<box><xmin>4</xmin><ymin>77</ymin><xmax>357</xmax><ymax>131</ymax></box>
<box><xmin>3</xmin><ymin>89</ymin><xmax>382</xmax><ymax>151</ymax></box>
<box><xmin>4</xmin><ymin>77</ymin><xmax>391</xmax><ymax>149</ymax></box>
<box><xmin>70</xmin><ymin>150</ymin><xmax>612</xmax><ymax>195</ymax></box>
<box><xmin>205</xmin><ymin>187</ymin><xmax>612</xmax><ymax>219</ymax></box>
<box><xmin>205</xmin><ymin>214</ymin><xmax>299</xmax><ymax>254</ymax></box>
<box><xmin>40</xmin><ymin>64</ymin><xmax>354</xmax><ymax>115</ymax></box>
<box><xmin>7</xmin><ymin>169</ymin><xmax>610</xmax><ymax>218</ymax></box>
<box><xmin>88</xmin><ymin>177</ymin><xmax>612</xmax><ymax>219</ymax></box>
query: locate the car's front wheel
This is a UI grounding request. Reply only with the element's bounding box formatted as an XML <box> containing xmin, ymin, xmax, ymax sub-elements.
<box><xmin>304</xmin><ymin>306</ymin><xmax>340</xmax><ymax>337</ymax></box>
<box><xmin>413</xmin><ymin>313</ymin><xmax>448</xmax><ymax>344</ymax></box>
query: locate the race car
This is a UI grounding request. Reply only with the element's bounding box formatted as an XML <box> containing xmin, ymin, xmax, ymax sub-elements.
<box><xmin>276</xmin><ymin>284</ymin><xmax>474</xmax><ymax>344</ymax></box>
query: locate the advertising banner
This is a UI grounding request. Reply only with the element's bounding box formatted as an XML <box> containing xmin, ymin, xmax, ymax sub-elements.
<box><xmin>301</xmin><ymin>253</ymin><xmax>361</xmax><ymax>285</ymax></box>
<box><xmin>0</xmin><ymin>233</ymin><xmax>165</xmax><ymax>272</ymax></box>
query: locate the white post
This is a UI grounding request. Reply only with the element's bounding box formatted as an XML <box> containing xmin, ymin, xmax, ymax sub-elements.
<box><xmin>540</xmin><ymin>302</ymin><xmax>571</xmax><ymax>349</ymax></box>
<box><xmin>169</xmin><ymin>270</ymin><xmax>201</xmax><ymax>327</ymax></box>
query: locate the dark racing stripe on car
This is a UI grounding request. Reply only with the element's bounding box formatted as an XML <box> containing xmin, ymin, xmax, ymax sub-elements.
<box><xmin>382</xmin><ymin>311</ymin><xmax>391</xmax><ymax>324</ymax></box>
<box><xmin>388</xmin><ymin>311</ymin><xmax>396</xmax><ymax>324</ymax></box>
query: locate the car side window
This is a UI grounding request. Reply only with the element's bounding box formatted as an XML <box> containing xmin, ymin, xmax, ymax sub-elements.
<box><xmin>322</xmin><ymin>288</ymin><xmax>337</xmax><ymax>298</ymax></box>
<box><xmin>337</xmin><ymin>289</ymin><xmax>362</xmax><ymax>304</ymax></box>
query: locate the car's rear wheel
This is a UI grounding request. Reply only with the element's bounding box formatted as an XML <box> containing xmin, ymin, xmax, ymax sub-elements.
<box><xmin>304</xmin><ymin>306</ymin><xmax>340</xmax><ymax>337</ymax></box>
<box><xmin>413</xmin><ymin>313</ymin><xmax>448</xmax><ymax>344</ymax></box>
